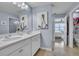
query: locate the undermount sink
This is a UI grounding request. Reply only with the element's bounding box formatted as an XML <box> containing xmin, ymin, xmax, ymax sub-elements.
<box><xmin>0</xmin><ymin>35</ymin><xmax>22</xmax><ymax>41</ymax></box>
<box><xmin>0</xmin><ymin>32</ymin><xmax>32</xmax><ymax>41</ymax></box>
<box><xmin>4</xmin><ymin>37</ymin><xmax>21</xmax><ymax>41</ymax></box>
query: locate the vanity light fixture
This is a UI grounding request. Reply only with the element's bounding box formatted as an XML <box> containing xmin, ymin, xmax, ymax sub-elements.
<box><xmin>12</xmin><ymin>2</ymin><xmax>29</xmax><ymax>10</ymax></box>
<box><xmin>25</xmin><ymin>5</ymin><xmax>28</xmax><ymax>9</ymax></box>
<box><xmin>75</xmin><ymin>9</ymin><xmax>79</xmax><ymax>13</ymax></box>
<box><xmin>22</xmin><ymin>3</ymin><xmax>25</xmax><ymax>6</ymax></box>
<box><xmin>17</xmin><ymin>4</ymin><xmax>21</xmax><ymax>7</ymax></box>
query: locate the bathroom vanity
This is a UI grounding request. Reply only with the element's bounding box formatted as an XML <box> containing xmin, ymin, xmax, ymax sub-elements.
<box><xmin>0</xmin><ymin>31</ymin><xmax>40</xmax><ymax>56</ymax></box>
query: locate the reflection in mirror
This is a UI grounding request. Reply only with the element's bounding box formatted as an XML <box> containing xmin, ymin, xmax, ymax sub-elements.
<box><xmin>0</xmin><ymin>2</ymin><xmax>30</xmax><ymax>35</ymax></box>
<box><xmin>9</xmin><ymin>18</ymin><xmax>19</xmax><ymax>33</ymax></box>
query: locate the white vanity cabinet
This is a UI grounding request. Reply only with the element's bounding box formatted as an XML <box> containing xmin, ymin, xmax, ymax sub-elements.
<box><xmin>0</xmin><ymin>39</ymin><xmax>31</xmax><ymax>56</ymax></box>
<box><xmin>32</xmin><ymin>34</ymin><xmax>40</xmax><ymax>55</ymax></box>
<box><xmin>0</xmin><ymin>32</ymin><xmax>40</xmax><ymax>56</ymax></box>
<box><xmin>9</xmin><ymin>39</ymin><xmax>31</xmax><ymax>56</ymax></box>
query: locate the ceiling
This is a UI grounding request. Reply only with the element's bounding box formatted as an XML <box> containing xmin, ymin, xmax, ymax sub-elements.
<box><xmin>28</xmin><ymin>2</ymin><xmax>79</xmax><ymax>14</ymax></box>
<box><xmin>0</xmin><ymin>2</ymin><xmax>27</xmax><ymax>16</ymax></box>
<box><xmin>28</xmin><ymin>2</ymin><xmax>52</xmax><ymax>7</ymax></box>
<box><xmin>0</xmin><ymin>2</ymin><xmax>78</xmax><ymax>16</ymax></box>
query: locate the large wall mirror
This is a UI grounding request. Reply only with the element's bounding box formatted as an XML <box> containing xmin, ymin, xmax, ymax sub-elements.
<box><xmin>0</xmin><ymin>2</ymin><xmax>30</xmax><ymax>35</ymax></box>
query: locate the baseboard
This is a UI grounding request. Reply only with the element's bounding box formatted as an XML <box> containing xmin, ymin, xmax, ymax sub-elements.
<box><xmin>40</xmin><ymin>47</ymin><xmax>53</xmax><ymax>51</ymax></box>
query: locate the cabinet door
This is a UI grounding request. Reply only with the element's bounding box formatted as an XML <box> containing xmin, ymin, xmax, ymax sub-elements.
<box><xmin>32</xmin><ymin>34</ymin><xmax>40</xmax><ymax>55</ymax></box>
<box><xmin>9</xmin><ymin>39</ymin><xmax>31</xmax><ymax>56</ymax></box>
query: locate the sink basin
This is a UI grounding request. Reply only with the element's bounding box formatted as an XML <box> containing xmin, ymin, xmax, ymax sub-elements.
<box><xmin>2</xmin><ymin>37</ymin><xmax>21</xmax><ymax>41</ymax></box>
<box><xmin>9</xmin><ymin>36</ymin><xmax>22</xmax><ymax>39</ymax></box>
<box><xmin>0</xmin><ymin>32</ymin><xmax>29</xmax><ymax>41</ymax></box>
<box><xmin>0</xmin><ymin>36</ymin><xmax>22</xmax><ymax>41</ymax></box>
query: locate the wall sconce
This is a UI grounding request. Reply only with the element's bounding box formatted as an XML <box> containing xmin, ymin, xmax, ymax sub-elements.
<box><xmin>12</xmin><ymin>2</ymin><xmax>29</xmax><ymax>10</ymax></box>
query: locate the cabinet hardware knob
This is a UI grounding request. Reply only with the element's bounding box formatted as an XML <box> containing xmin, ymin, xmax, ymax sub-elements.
<box><xmin>19</xmin><ymin>49</ymin><xmax>23</xmax><ymax>53</ymax></box>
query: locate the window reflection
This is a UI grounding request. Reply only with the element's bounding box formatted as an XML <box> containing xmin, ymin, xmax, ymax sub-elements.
<box><xmin>55</xmin><ymin>18</ymin><xmax>64</xmax><ymax>32</ymax></box>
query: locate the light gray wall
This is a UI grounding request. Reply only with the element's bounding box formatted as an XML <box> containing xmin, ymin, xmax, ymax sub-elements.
<box><xmin>64</xmin><ymin>14</ymin><xmax>68</xmax><ymax>46</ymax></box>
<box><xmin>69</xmin><ymin>12</ymin><xmax>73</xmax><ymax>48</ymax></box>
<box><xmin>32</xmin><ymin>5</ymin><xmax>54</xmax><ymax>49</ymax></box>
<box><xmin>0</xmin><ymin>12</ymin><xmax>18</xmax><ymax>34</ymax></box>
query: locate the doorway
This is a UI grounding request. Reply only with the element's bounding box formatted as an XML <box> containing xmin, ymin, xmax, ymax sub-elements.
<box><xmin>54</xmin><ymin>17</ymin><xmax>65</xmax><ymax>49</ymax></box>
<box><xmin>67</xmin><ymin>16</ymin><xmax>69</xmax><ymax>46</ymax></box>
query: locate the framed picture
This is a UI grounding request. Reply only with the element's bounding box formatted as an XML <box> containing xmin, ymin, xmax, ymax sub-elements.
<box><xmin>37</xmin><ymin>11</ymin><xmax>48</xmax><ymax>29</ymax></box>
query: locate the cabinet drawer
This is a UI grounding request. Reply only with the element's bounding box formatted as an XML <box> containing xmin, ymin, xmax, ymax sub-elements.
<box><xmin>0</xmin><ymin>39</ymin><xmax>30</xmax><ymax>56</ymax></box>
<box><xmin>9</xmin><ymin>40</ymin><xmax>31</xmax><ymax>56</ymax></box>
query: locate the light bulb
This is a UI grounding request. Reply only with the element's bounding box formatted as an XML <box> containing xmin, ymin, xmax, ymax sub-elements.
<box><xmin>25</xmin><ymin>5</ymin><xmax>28</xmax><ymax>8</ymax></box>
<box><xmin>24</xmin><ymin>5</ymin><xmax>28</xmax><ymax>10</ymax></box>
<box><xmin>75</xmin><ymin>9</ymin><xmax>79</xmax><ymax>12</ymax></box>
<box><xmin>22</xmin><ymin>3</ymin><xmax>25</xmax><ymax>6</ymax></box>
<box><xmin>18</xmin><ymin>4</ymin><xmax>21</xmax><ymax>7</ymax></box>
